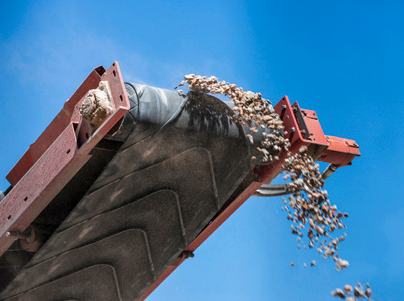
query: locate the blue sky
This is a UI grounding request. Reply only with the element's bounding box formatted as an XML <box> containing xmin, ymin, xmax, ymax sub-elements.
<box><xmin>1</xmin><ymin>1</ymin><xmax>403</xmax><ymax>300</ymax></box>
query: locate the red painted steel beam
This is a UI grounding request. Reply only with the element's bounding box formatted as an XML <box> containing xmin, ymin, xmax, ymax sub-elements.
<box><xmin>317</xmin><ymin>136</ymin><xmax>360</xmax><ymax>167</ymax></box>
<box><xmin>6</xmin><ymin>67</ymin><xmax>105</xmax><ymax>186</ymax></box>
<box><xmin>0</xmin><ymin>62</ymin><xmax>130</xmax><ymax>257</ymax></box>
<box><xmin>274</xmin><ymin>96</ymin><xmax>360</xmax><ymax>168</ymax></box>
<box><xmin>273</xmin><ymin>96</ymin><xmax>329</xmax><ymax>162</ymax></box>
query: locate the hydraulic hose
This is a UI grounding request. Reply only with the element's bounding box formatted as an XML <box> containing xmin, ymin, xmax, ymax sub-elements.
<box><xmin>253</xmin><ymin>163</ymin><xmax>338</xmax><ymax>197</ymax></box>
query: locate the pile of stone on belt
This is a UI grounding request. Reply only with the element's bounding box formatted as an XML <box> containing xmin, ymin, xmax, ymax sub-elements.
<box><xmin>178</xmin><ymin>74</ymin><xmax>290</xmax><ymax>163</ymax></box>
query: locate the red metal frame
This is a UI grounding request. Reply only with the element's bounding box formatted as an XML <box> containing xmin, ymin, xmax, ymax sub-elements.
<box><xmin>317</xmin><ymin>136</ymin><xmax>360</xmax><ymax>167</ymax></box>
<box><xmin>6</xmin><ymin>67</ymin><xmax>105</xmax><ymax>187</ymax></box>
<box><xmin>0</xmin><ymin>62</ymin><xmax>360</xmax><ymax>299</ymax></box>
<box><xmin>0</xmin><ymin>62</ymin><xmax>130</xmax><ymax>256</ymax></box>
<box><xmin>273</xmin><ymin>96</ymin><xmax>329</xmax><ymax>160</ymax></box>
<box><xmin>273</xmin><ymin>96</ymin><xmax>360</xmax><ymax>167</ymax></box>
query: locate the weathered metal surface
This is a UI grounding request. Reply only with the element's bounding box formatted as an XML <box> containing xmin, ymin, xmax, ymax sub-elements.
<box><xmin>274</xmin><ymin>96</ymin><xmax>329</xmax><ymax>160</ymax></box>
<box><xmin>6</xmin><ymin>62</ymin><xmax>128</xmax><ymax>187</ymax></box>
<box><xmin>0</xmin><ymin>62</ymin><xmax>129</xmax><ymax>259</ymax></box>
<box><xmin>0</xmin><ymin>125</ymin><xmax>78</xmax><ymax>256</ymax></box>
<box><xmin>318</xmin><ymin>136</ymin><xmax>361</xmax><ymax>167</ymax></box>
<box><xmin>274</xmin><ymin>96</ymin><xmax>360</xmax><ymax>166</ymax></box>
<box><xmin>6</xmin><ymin>67</ymin><xmax>105</xmax><ymax>187</ymax></box>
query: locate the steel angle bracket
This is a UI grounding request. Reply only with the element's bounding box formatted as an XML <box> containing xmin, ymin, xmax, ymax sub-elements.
<box><xmin>274</xmin><ymin>96</ymin><xmax>329</xmax><ymax>161</ymax></box>
<box><xmin>0</xmin><ymin>62</ymin><xmax>130</xmax><ymax>257</ymax></box>
<box><xmin>274</xmin><ymin>96</ymin><xmax>360</xmax><ymax>167</ymax></box>
<box><xmin>254</xmin><ymin>96</ymin><xmax>360</xmax><ymax>196</ymax></box>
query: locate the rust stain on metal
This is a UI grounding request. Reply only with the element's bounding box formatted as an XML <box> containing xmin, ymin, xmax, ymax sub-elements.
<box><xmin>0</xmin><ymin>62</ymin><xmax>130</xmax><ymax>258</ymax></box>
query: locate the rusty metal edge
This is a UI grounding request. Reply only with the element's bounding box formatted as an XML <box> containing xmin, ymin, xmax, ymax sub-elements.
<box><xmin>0</xmin><ymin>62</ymin><xmax>129</xmax><ymax>258</ymax></box>
<box><xmin>6</xmin><ymin>68</ymin><xmax>105</xmax><ymax>186</ymax></box>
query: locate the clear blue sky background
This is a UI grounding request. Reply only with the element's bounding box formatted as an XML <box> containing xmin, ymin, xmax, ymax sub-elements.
<box><xmin>1</xmin><ymin>1</ymin><xmax>403</xmax><ymax>300</ymax></box>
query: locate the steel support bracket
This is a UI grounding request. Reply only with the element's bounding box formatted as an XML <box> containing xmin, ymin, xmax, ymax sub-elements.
<box><xmin>0</xmin><ymin>62</ymin><xmax>130</xmax><ymax>257</ymax></box>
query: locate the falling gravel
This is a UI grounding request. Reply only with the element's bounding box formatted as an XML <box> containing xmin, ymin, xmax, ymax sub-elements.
<box><xmin>332</xmin><ymin>282</ymin><xmax>376</xmax><ymax>301</ymax></box>
<box><xmin>281</xmin><ymin>146</ymin><xmax>350</xmax><ymax>270</ymax></box>
<box><xmin>177</xmin><ymin>74</ymin><xmax>377</xmax><ymax>300</ymax></box>
<box><xmin>310</xmin><ymin>260</ymin><xmax>316</xmax><ymax>267</ymax></box>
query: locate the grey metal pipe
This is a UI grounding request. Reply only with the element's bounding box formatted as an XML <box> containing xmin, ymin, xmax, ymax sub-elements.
<box><xmin>253</xmin><ymin>164</ymin><xmax>339</xmax><ymax>197</ymax></box>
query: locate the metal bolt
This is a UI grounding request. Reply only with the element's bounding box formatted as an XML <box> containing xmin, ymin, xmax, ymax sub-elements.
<box><xmin>6</xmin><ymin>230</ymin><xmax>31</xmax><ymax>241</ymax></box>
<box><xmin>182</xmin><ymin>250</ymin><xmax>194</xmax><ymax>259</ymax></box>
<box><xmin>280</xmin><ymin>105</ymin><xmax>287</xmax><ymax>119</ymax></box>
